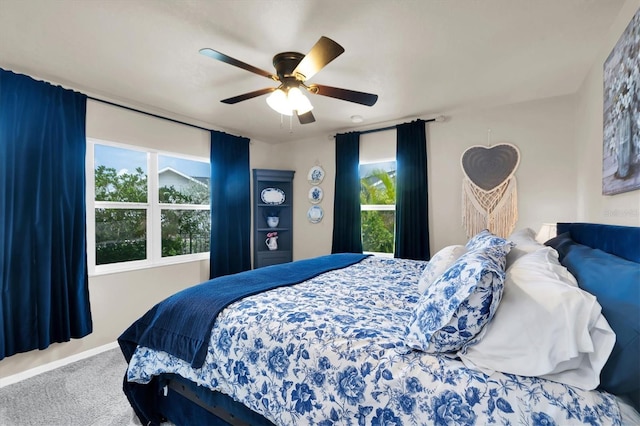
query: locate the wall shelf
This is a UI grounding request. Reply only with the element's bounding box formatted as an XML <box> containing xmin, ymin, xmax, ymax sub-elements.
<box><xmin>253</xmin><ymin>169</ymin><xmax>295</xmax><ymax>268</ymax></box>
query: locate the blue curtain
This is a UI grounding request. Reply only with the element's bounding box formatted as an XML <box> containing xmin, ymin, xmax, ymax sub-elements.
<box><xmin>331</xmin><ymin>132</ymin><xmax>363</xmax><ymax>253</ymax></box>
<box><xmin>395</xmin><ymin>120</ymin><xmax>430</xmax><ymax>260</ymax></box>
<box><xmin>209</xmin><ymin>131</ymin><xmax>251</xmax><ymax>278</ymax></box>
<box><xmin>0</xmin><ymin>69</ymin><xmax>91</xmax><ymax>360</ymax></box>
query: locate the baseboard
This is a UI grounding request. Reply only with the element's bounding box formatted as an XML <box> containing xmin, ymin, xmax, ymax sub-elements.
<box><xmin>0</xmin><ymin>341</ymin><xmax>119</xmax><ymax>388</ymax></box>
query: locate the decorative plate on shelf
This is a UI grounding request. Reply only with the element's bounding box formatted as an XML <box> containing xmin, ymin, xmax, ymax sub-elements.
<box><xmin>261</xmin><ymin>187</ymin><xmax>285</xmax><ymax>205</ymax></box>
<box><xmin>308</xmin><ymin>186</ymin><xmax>323</xmax><ymax>204</ymax></box>
<box><xmin>307</xmin><ymin>166</ymin><xmax>325</xmax><ymax>185</ymax></box>
<box><xmin>307</xmin><ymin>205</ymin><xmax>324</xmax><ymax>223</ymax></box>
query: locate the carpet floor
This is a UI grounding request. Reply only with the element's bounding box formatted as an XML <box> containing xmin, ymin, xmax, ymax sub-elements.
<box><xmin>0</xmin><ymin>348</ymin><xmax>140</xmax><ymax>426</ymax></box>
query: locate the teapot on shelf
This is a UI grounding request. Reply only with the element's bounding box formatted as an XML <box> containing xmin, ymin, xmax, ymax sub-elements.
<box><xmin>265</xmin><ymin>231</ymin><xmax>278</xmax><ymax>251</ymax></box>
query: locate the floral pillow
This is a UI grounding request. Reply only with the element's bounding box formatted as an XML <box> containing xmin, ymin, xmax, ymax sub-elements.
<box><xmin>405</xmin><ymin>245</ymin><xmax>509</xmax><ymax>353</ymax></box>
<box><xmin>465</xmin><ymin>229</ymin><xmax>512</xmax><ymax>252</ymax></box>
<box><xmin>417</xmin><ymin>245</ymin><xmax>467</xmax><ymax>294</ymax></box>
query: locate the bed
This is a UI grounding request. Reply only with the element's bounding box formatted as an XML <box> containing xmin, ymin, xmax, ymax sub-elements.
<box><xmin>118</xmin><ymin>222</ymin><xmax>640</xmax><ymax>425</ymax></box>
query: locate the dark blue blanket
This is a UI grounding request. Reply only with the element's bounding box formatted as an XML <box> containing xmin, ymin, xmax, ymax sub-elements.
<box><xmin>118</xmin><ymin>253</ymin><xmax>368</xmax><ymax>368</ymax></box>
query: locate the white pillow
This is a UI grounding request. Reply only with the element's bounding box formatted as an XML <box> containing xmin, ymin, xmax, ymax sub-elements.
<box><xmin>457</xmin><ymin>247</ymin><xmax>615</xmax><ymax>390</ymax></box>
<box><xmin>417</xmin><ymin>245</ymin><xmax>467</xmax><ymax>293</ymax></box>
<box><xmin>507</xmin><ymin>227</ymin><xmax>538</xmax><ymax>246</ymax></box>
<box><xmin>506</xmin><ymin>227</ymin><xmax>545</xmax><ymax>267</ymax></box>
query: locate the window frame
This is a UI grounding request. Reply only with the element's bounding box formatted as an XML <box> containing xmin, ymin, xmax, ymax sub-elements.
<box><xmin>86</xmin><ymin>138</ymin><xmax>210</xmax><ymax>276</ymax></box>
<box><xmin>359</xmin><ymin>159</ymin><xmax>397</xmax><ymax>258</ymax></box>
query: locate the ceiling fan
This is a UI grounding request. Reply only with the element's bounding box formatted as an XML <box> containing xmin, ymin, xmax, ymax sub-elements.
<box><xmin>199</xmin><ymin>36</ymin><xmax>378</xmax><ymax>124</ymax></box>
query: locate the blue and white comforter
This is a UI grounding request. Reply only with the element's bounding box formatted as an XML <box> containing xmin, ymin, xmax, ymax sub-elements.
<box><xmin>127</xmin><ymin>257</ymin><xmax>622</xmax><ymax>425</ymax></box>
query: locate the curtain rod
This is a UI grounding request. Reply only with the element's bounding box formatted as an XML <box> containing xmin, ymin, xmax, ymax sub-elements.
<box><xmin>87</xmin><ymin>96</ymin><xmax>212</xmax><ymax>133</ymax></box>
<box><xmin>343</xmin><ymin>115</ymin><xmax>445</xmax><ymax>136</ymax></box>
<box><xmin>89</xmin><ymin>96</ymin><xmax>447</xmax><ymax>139</ymax></box>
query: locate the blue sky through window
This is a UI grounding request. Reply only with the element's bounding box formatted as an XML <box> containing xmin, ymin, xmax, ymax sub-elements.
<box><xmin>359</xmin><ymin>160</ymin><xmax>396</xmax><ymax>177</ymax></box>
<box><xmin>159</xmin><ymin>155</ymin><xmax>209</xmax><ymax>179</ymax></box>
<box><xmin>95</xmin><ymin>144</ymin><xmax>209</xmax><ymax>178</ymax></box>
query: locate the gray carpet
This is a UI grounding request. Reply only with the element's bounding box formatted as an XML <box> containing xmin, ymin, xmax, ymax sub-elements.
<box><xmin>0</xmin><ymin>348</ymin><xmax>141</xmax><ymax>426</ymax></box>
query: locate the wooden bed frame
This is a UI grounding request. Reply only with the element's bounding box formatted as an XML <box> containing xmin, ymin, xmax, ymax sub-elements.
<box><xmin>155</xmin><ymin>374</ymin><xmax>273</xmax><ymax>425</ymax></box>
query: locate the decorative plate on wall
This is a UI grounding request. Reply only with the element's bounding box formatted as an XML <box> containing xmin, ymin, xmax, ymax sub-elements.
<box><xmin>307</xmin><ymin>205</ymin><xmax>324</xmax><ymax>223</ymax></box>
<box><xmin>308</xmin><ymin>186</ymin><xmax>323</xmax><ymax>204</ymax></box>
<box><xmin>307</xmin><ymin>166</ymin><xmax>325</xmax><ymax>185</ymax></box>
<box><xmin>260</xmin><ymin>187</ymin><xmax>286</xmax><ymax>204</ymax></box>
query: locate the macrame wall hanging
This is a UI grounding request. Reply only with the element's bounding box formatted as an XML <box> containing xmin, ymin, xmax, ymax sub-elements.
<box><xmin>461</xmin><ymin>138</ymin><xmax>520</xmax><ymax>238</ymax></box>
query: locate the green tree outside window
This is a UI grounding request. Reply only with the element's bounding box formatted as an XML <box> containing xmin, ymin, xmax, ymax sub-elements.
<box><xmin>95</xmin><ymin>166</ymin><xmax>210</xmax><ymax>265</ymax></box>
<box><xmin>360</xmin><ymin>167</ymin><xmax>396</xmax><ymax>254</ymax></box>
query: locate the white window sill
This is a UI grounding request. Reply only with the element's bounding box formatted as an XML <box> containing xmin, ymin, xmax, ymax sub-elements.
<box><xmin>89</xmin><ymin>253</ymin><xmax>209</xmax><ymax>277</ymax></box>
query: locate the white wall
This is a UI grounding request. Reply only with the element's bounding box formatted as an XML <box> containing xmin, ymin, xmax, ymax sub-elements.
<box><xmin>276</xmin><ymin>94</ymin><xmax>580</xmax><ymax>258</ymax></box>
<box><xmin>271</xmin><ymin>135</ymin><xmax>335</xmax><ymax>260</ymax></box>
<box><xmin>575</xmin><ymin>1</ymin><xmax>640</xmax><ymax>226</ymax></box>
<box><xmin>429</xmin><ymin>95</ymin><xmax>580</xmax><ymax>250</ymax></box>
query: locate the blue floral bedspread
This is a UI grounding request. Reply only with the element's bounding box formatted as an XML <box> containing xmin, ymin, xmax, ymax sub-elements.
<box><xmin>126</xmin><ymin>257</ymin><xmax>622</xmax><ymax>425</ymax></box>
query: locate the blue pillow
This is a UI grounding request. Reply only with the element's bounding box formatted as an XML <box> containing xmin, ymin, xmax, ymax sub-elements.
<box><xmin>405</xmin><ymin>245</ymin><xmax>509</xmax><ymax>353</ymax></box>
<box><xmin>465</xmin><ymin>229</ymin><xmax>513</xmax><ymax>252</ymax></box>
<box><xmin>544</xmin><ymin>232</ymin><xmax>574</xmax><ymax>262</ymax></box>
<box><xmin>561</xmin><ymin>242</ymin><xmax>640</xmax><ymax>408</ymax></box>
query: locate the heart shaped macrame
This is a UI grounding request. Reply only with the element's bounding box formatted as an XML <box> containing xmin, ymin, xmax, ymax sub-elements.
<box><xmin>461</xmin><ymin>143</ymin><xmax>520</xmax><ymax>238</ymax></box>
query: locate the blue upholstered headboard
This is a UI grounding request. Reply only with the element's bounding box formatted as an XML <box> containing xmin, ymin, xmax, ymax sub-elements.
<box><xmin>546</xmin><ymin>222</ymin><xmax>640</xmax><ymax>410</ymax></box>
<box><xmin>556</xmin><ymin>222</ymin><xmax>640</xmax><ymax>263</ymax></box>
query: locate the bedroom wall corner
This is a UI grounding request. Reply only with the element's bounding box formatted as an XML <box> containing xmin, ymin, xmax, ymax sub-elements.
<box><xmin>574</xmin><ymin>0</ymin><xmax>640</xmax><ymax>227</ymax></box>
<box><xmin>271</xmin><ymin>135</ymin><xmax>336</xmax><ymax>260</ymax></box>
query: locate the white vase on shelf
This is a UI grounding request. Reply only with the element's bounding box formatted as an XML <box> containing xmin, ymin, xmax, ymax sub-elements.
<box><xmin>265</xmin><ymin>235</ymin><xmax>278</xmax><ymax>250</ymax></box>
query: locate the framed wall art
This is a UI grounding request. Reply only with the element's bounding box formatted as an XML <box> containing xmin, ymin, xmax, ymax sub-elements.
<box><xmin>602</xmin><ymin>8</ymin><xmax>639</xmax><ymax>195</ymax></box>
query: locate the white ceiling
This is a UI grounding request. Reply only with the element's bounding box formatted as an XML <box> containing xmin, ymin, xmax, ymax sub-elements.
<box><xmin>0</xmin><ymin>0</ymin><xmax>627</xmax><ymax>144</ymax></box>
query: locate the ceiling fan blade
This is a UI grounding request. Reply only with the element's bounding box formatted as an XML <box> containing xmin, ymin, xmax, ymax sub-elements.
<box><xmin>297</xmin><ymin>110</ymin><xmax>316</xmax><ymax>124</ymax></box>
<box><xmin>310</xmin><ymin>84</ymin><xmax>378</xmax><ymax>106</ymax></box>
<box><xmin>221</xmin><ymin>87</ymin><xmax>275</xmax><ymax>104</ymax></box>
<box><xmin>292</xmin><ymin>36</ymin><xmax>345</xmax><ymax>81</ymax></box>
<box><xmin>199</xmin><ymin>48</ymin><xmax>277</xmax><ymax>81</ymax></box>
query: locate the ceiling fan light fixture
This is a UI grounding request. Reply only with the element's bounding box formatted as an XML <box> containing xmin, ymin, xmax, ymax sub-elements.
<box><xmin>266</xmin><ymin>86</ymin><xmax>314</xmax><ymax>116</ymax></box>
<box><xmin>202</xmin><ymin>36</ymin><xmax>377</xmax><ymax>125</ymax></box>
<box><xmin>288</xmin><ymin>87</ymin><xmax>314</xmax><ymax>114</ymax></box>
<box><xmin>266</xmin><ymin>88</ymin><xmax>293</xmax><ymax>116</ymax></box>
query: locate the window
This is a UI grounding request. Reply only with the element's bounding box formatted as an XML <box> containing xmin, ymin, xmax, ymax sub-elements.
<box><xmin>360</xmin><ymin>160</ymin><xmax>396</xmax><ymax>255</ymax></box>
<box><xmin>158</xmin><ymin>155</ymin><xmax>210</xmax><ymax>258</ymax></box>
<box><xmin>87</xmin><ymin>139</ymin><xmax>210</xmax><ymax>274</ymax></box>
